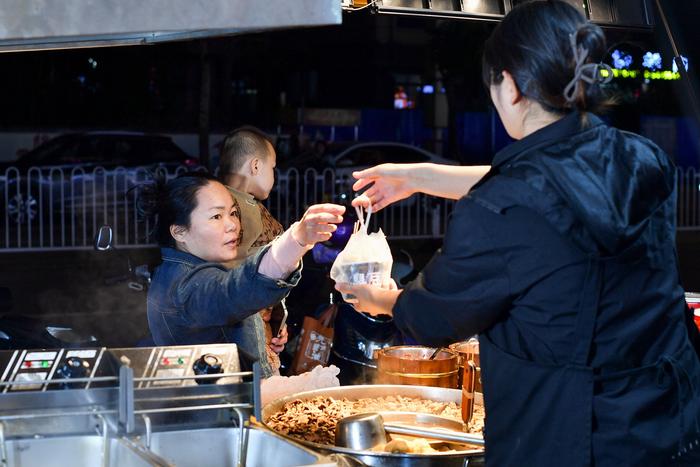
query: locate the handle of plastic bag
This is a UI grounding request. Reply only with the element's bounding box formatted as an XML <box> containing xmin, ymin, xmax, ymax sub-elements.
<box><xmin>354</xmin><ymin>202</ymin><xmax>373</xmax><ymax>234</ymax></box>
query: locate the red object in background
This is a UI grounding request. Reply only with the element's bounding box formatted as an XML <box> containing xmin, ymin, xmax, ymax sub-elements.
<box><xmin>692</xmin><ymin>307</ymin><xmax>700</xmax><ymax>332</ymax></box>
<box><xmin>686</xmin><ymin>293</ymin><xmax>700</xmax><ymax>331</ymax></box>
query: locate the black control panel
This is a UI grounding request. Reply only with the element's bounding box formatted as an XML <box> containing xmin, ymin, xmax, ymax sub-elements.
<box><xmin>0</xmin><ymin>344</ymin><xmax>241</xmax><ymax>392</ymax></box>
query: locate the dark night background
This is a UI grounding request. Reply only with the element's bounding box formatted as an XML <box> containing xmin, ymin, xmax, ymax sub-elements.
<box><xmin>0</xmin><ymin>7</ymin><xmax>698</xmax><ymax>167</ymax></box>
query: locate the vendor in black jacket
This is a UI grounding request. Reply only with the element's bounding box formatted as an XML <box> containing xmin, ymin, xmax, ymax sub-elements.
<box><xmin>335</xmin><ymin>1</ymin><xmax>700</xmax><ymax>466</ymax></box>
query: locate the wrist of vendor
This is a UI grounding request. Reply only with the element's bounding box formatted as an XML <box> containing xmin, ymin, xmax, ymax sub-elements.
<box><xmin>412</xmin><ymin>163</ymin><xmax>434</xmax><ymax>193</ymax></box>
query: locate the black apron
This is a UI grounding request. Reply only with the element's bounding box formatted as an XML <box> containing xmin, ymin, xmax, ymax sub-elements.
<box><xmin>480</xmin><ymin>254</ymin><xmax>700</xmax><ymax>466</ymax></box>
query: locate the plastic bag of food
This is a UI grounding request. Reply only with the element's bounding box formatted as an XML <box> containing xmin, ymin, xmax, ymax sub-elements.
<box><xmin>260</xmin><ymin>364</ymin><xmax>340</xmax><ymax>406</ymax></box>
<box><xmin>330</xmin><ymin>203</ymin><xmax>393</xmax><ymax>300</ymax></box>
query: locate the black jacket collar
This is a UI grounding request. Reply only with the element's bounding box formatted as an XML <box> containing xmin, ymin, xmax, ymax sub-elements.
<box><xmin>491</xmin><ymin>112</ymin><xmax>605</xmax><ymax>169</ymax></box>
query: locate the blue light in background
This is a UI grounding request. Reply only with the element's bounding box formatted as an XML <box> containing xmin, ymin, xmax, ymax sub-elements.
<box><xmin>422</xmin><ymin>85</ymin><xmax>434</xmax><ymax>94</ymax></box>
<box><xmin>642</xmin><ymin>52</ymin><xmax>662</xmax><ymax>70</ymax></box>
<box><xmin>612</xmin><ymin>50</ymin><xmax>633</xmax><ymax>69</ymax></box>
<box><xmin>672</xmin><ymin>55</ymin><xmax>689</xmax><ymax>73</ymax></box>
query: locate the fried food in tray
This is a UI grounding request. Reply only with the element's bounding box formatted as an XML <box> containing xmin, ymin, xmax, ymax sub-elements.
<box><xmin>266</xmin><ymin>393</ymin><xmax>484</xmax><ymax>452</ymax></box>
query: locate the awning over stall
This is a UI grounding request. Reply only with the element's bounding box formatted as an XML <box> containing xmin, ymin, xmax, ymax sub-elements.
<box><xmin>346</xmin><ymin>0</ymin><xmax>654</xmax><ymax>28</ymax></box>
<box><xmin>0</xmin><ymin>0</ymin><xmax>342</xmax><ymax>52</ymax></box>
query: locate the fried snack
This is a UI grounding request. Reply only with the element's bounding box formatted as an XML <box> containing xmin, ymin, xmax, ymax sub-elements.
<box><xmin>266</xmin><ymin>394</ymin><xmax>483</xmax><ymax>448</ymax></box>
<box><xmin>378</xmin><ymin>438</ymin><xmax>435</xmax><ymax>454</ymax></box>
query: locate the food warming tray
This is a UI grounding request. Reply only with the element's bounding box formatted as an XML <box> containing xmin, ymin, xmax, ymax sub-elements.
<box><xmin>262</xmin><ymin>384</ymin><xmax>485</xmax><ymax>467</ymax></box>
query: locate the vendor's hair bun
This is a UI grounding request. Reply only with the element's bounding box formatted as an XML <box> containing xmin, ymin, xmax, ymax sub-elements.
<box><xmin>570</xmin><ymin>23</ymin><xmax>608</xmax><ymax>111</ymax></box>
<box><xmin>482</xmin><ymin>0</ymin><xmax>610</xmax><ymax>114</ymax></box>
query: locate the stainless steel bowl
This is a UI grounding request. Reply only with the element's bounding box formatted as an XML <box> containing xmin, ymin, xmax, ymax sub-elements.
<box><xmin>262</xmin><ymin>384</ymin><xmax>485</xmax><ymax>467</ymax></box>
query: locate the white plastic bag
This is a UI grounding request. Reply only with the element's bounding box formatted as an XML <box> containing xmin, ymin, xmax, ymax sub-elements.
<box><xmin>330</xmin><ymin>203</ymin><xmax>393</xmax><ymax>300</ymax></box>
<box><xmin>260</xmin><ymin>364</ymin><xmax>340</xmax><ymax>406</ymax></box>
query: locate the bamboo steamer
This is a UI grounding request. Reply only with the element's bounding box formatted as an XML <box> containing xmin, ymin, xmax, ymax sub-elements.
<box><xmin>375</xmin><ymin>345</ymin><xmax>459</xmax><ymax>388</ymax></box>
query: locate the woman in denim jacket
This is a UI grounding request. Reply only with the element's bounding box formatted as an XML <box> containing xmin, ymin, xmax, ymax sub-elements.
<box><xmin>143</xmin><ymin>173</ymin><xmax>345</xmax><ymax>377</ymax></box>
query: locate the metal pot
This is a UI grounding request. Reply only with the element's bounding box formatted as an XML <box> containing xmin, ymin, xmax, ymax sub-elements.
<box><xmin>330</xmin><ymin>305</ymin><xmax>402</xmax><ymax>385</ymax></box>
<box><xmin>333</xmin><ymin>306</ymin><xmax>400</xmax><ymax>363</ymax></box>
<box><xmin>261</xmin><ymin>384</ymin><xmax>485</xmax><ymax>467</ymax></box>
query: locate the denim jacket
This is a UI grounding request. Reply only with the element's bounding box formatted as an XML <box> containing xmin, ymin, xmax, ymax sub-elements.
<box><xmin>147</xmin><ymin>246</ymin><xmax>301</xmax><ymax>377</ymax></box>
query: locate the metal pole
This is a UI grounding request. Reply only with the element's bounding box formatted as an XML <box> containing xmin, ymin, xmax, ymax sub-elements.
<box><xmin>654</xmin><ymin>0</ymin><xmax>700</xmax><ymax>142</ymax></box>
<box><xmin>0</xmin><ymin>422</ymin><xmax>8</xmax><ymax>467</ymax></box>
<box><xmin>118</xmin><ymin>361</ymin><xmax>135</xmax><ymax>434</ymax></box>
<box><xmin>97</xmin><ymin>414</ymin><xmax>111</xmax><ymax>467</ymax></box>
<box><xmin>654</xmin><ymin>0</ymin><xmax>680</xmax><ymax>57</ymax></box>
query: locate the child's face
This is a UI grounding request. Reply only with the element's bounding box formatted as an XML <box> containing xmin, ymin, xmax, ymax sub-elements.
<box><xmin>251</xmin><ymin>142</ymin><xmax>276</xmax><ymax>200</ymax></box>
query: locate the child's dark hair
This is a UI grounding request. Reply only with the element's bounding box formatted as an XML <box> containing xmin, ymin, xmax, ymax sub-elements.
<box><xmin>137</xmin><ymin>172</ymin><xmax>219</xmax><ymax>247</ymax></box>
<box><xmin>482</xmin><ymin>0</ymin><xmax>609</xmax><ymax>114</ymax></box>
<box><xmin>219</xmin><ymin>125</ymin><xmax>273</xmax><ymax>177</ymax></box>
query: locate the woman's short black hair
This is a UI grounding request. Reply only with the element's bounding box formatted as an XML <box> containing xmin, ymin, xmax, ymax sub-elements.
<box><xmin>137</xmin><ymin>172</ymin><xmax>219</xmax><ymax>247</ymax></box>
<box><xmin>482</xmin><ymin>0</ymin><xmax>609</xmax><ymax>113</ymax></box>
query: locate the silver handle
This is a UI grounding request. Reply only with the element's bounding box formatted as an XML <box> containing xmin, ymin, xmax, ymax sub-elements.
<box><xmin>117</xmin><ymin>437</ymin><xmax>174</xmax><ymax>467</ymax></box>
<box><xmin>96</xmin><ymin>414</ymin><xmax>111</xmax><ymax>467</ymax></box>
<box><xmin>233</xmin><ymin>408</ymin><xmax>247</xmax><ymax>467</ymax></box>
<box><xmin>141</xmin><ymin>414</ymin><xmax>152</xmax><ymax>449</ymax></box>
<box><xmin>383</xmin><ymin>423</ymin><xmax>485</xmax><ymax>446</ymax></box>
<box><xmin>0</xmin><ymin>422</ymin><xmax>7</xmax><ymax>467</ymax></box>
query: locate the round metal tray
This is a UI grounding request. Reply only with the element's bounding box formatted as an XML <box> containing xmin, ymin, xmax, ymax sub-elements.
<box><xmin>261</xmin><ymin>384</ymin><xmax>485</xmax><ymax>467</ymax></box>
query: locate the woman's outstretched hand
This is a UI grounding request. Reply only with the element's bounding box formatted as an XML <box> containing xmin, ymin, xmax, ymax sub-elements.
<box><xmin>352</xmin><ymin>163</ymin><xmax>490</xmax><ymax>210</ymax></box>
<box><xmin>292</xmin><ymin>203</ymin><xmax>346</xmax><ymax>247</ymax></box>
<box><xmin>351</xmin><ymin>163</ymin><xmax>419</xmax><ymax>212</ymax></box>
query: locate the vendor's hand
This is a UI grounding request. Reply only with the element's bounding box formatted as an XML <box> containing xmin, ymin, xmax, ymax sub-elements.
<box><xmin>269</xmin><ymin>325</ymin><xmax>288</xmax><ymax>354</ymax></box>
<box><xmin>292</xmin><ymin>203</ymin><xmax>346</xmax><ymax>246</ymax></box>
<box><xmin>352</xmin><ymin>163</ymin><xmax>419</xmax><ymax>212</ymax></box>
<box><xmin>334</xmin><ymin>280</ymin><xmax>401</xmax><ymax>317</ymax></box>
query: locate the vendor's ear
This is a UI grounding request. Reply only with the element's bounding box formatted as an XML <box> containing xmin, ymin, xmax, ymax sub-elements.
<box><xmin>169</xmin><ymin>224</ymin><xmax>188</xmax><ymax>242</ymax></box>
<box><xmin>501</xmin><ymin>70</ymin><xmax>523</xmax><ymax>106</ymax></box>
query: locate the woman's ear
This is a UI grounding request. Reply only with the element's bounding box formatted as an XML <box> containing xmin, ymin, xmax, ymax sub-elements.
<box><xmin>501</xmin><ymin>70</ymin><xmax>523</xmax><ymax>106</ymax></box>
<box><xmin>170</xmin><ymin>224</ymin><xmax>188</xmax><ymax>243</ymax></box>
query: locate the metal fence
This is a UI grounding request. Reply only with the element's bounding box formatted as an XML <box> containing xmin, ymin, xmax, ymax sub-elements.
<box><xmin>1</xmin><ymin>165</ymin><xmax>194</xmax><ymax>251</ymax></box>
<box><xmin>1</xmin><ymin>165</ymin><xmax>698</xmax><ymax>251</ymax></box>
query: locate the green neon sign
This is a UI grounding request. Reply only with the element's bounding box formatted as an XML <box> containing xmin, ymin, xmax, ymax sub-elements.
<box><xmin>599</xmin><ymin>68</ymin><xmax>681</xmax><ymax>81</ymax></box>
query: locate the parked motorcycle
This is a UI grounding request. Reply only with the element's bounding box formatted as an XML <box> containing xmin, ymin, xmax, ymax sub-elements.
<box><xmin>0</xmin><ymin>233</ymin><xmax>100</xmax><ymax>349</ymax></box>
<box><xmin>0</xmin><ymin>279</ymin><xmax>99</xmax><ymax>349</ymax></box>
<box><xmin>93</xmin><ymin>225</ymin><xmax>154</xmax><ymax>346</ymax></box>
<box><xmin>94</xmin><ymin>225</ymin><xmax>152</xmax><ymax>292</ymax></box>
